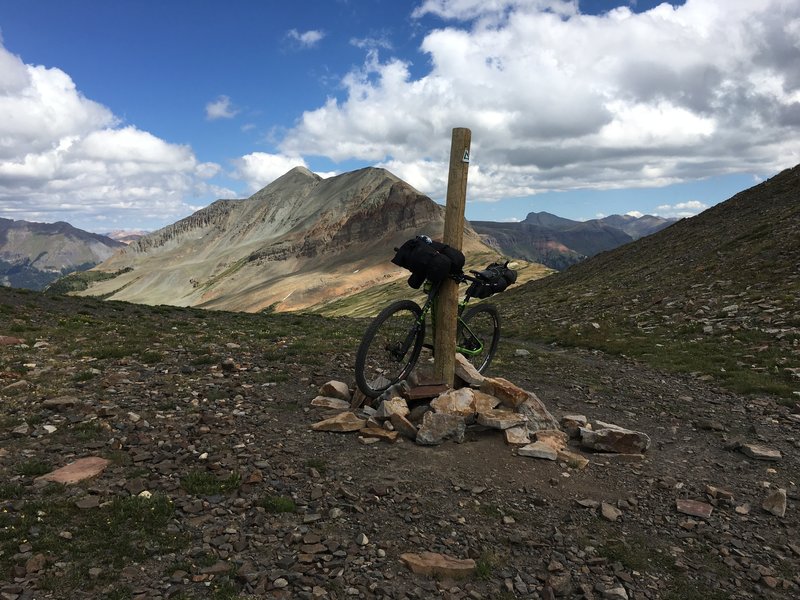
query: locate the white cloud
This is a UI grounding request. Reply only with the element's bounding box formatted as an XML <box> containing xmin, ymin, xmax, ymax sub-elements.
<box><xmin>655</xmin><ymin>200</ymin><xmax>708</xmax><ymax>218</ymax></box>
<box><xmin>279</xmin><ymin>0</ymin><xmax>800</xmax><ymax>203</ymax></box>
<box><xmin>0</xmin><ymin>42</ymin><xmax>221</xmax><ymax>232</ymax></box>
<box><xmin>205</xmin><ymin>95</ymin><xmax>238</xmax><ymax>120</ymax></box>
<box><xmin>287</xmin><ymin>29</ymin><xmax>325</xmax><ymax>49</ymax></box>
<box><xmin>625</xmin><ymin>210</ymin><xmax>644</xmax><ymax>218</ymax></box>
<box><xmin>233</xmin><ymin>152</ymin><xmax>309</xmax><ymax>192</ymax></box>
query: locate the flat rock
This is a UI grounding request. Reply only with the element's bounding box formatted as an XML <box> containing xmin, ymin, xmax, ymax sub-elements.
<box><xmin>739</xmin><ymin>443</ymin><xmax>782</xmax><ymax>461</ymax></box>
<box><xmin>557</xmin><ymin>449</ymin><xmax>590</xmax><ymax>469</ymax></box>
<box><xmin>405</xmin><ymin>383</ymin><xmax>449</xmax><ymax>401</ymax></box>
<box><xmin>36</xmin><ymin>457</ymin><xmax>111</xmax><ymax>485</ymax></box>
<box><xmin>472</xmin><ymin>390</ymin><xmax>501</xmax><ymax>412</ymax></box>
<box><xmin>454</xmin><ymin>353</ymin><xmax>485</xmax><ymax>387</ymax></box>
<box><xmin>310</xmin><ymin>396</ymin><xmax>351</xmax><ymax>410</ymax></box>
<box><xmin>479</xmin><ymin>377</ymin><xmax>529</xmax><ymax>408</ymax></box>
<box><xmin>416</xmin><ymin>412</ymin><xmax>466</xmax><ymax>445</ymax></box>
<box><xmin>311</xmin><ymin>412</ymin><xmax>366</xmax><ymax>432</ymax></box>
<box><xmin>375</xmin><ymin>397</ymin><xmax>410</xmax><ymax>419</ymax></box>
<box><xmin>431</xmin><ymin>388</ymin><xmax>478</xmax><ymax>417</ymax></box>
<box><xmin>477</xmin><ymin>409</ymin><xmax>527</xmax><ymax>430</ymax></box>
<box><xmin>676</xmin><ymin>499</ymin><xmax>713</xmax><ymax>519</ymax></box>
<box><xmin>516</xmin><ymin>395</ymin><xmax>560</xmax><ymax>432</ymax></box>
<box><xmin>389</xmin><ymin>413</ymin><xmax>418</xmax><ymax>440</ymax></box>
<box><xmin>319</xmin><ymin>380</ymin><xmax>351</xmax><ymax>401</ymax></box>
<box><xmin>518</xmin><ymin>441</ymin><xmax>558</xmax><ymax>460</ymax></box>
<box><xmin>504</xmin><ymin>425</ymin><xmax>531</xmax><ymax>445</ymax></box>
<box><xmin>535</xmin><ymin>429</ymin><xmax>569</xmax><ymax>451</ymax></box>
<box><xmin>400</xmin><ymin>552</ymin><xmax>476</xmax><ymax>579</ymax></box>
<box><xmin>580</xmin><ymin>424</ymin><xmax>651</xmax><ymax>454</ymax></box>
<box><xmin>359</xmin><ymin>427</ymin><xmax>399</xmax><ymax>443</ymax></box>
<box><xmin>762</xmin><ymin>488</ymin><xmax>787</xmax><ymax>517</ymax></box>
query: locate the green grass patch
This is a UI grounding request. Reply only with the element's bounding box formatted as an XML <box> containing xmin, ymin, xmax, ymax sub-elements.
<box><xmin>304</xmin><ymin>458</ymin><xmax>328</xmax><ymax>475</ymax></box>
<box><xmin>1</xmin><ymin>492</ymin><xmax>185</xmax><ymax>595</ymax></box>
<box><xmin>16</xmin><ymin>459</ymin><xmax>51</xmax><ymax>477</ymax></box>
<box><xmin>259</xmin><ymin>495</ymin><xmax>296</xmax><ymax>513</ymax></box>
<box><xmin>181</xmin><ymin>471</ymin><xmax>241</xmax><ymax>496</ymax></box>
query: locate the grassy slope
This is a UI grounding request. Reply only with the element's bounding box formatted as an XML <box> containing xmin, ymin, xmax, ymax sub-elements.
<box><xmin>496</xmin><ymin>165</ymin><xmax>800</xmax><ymax>399</ymax></box>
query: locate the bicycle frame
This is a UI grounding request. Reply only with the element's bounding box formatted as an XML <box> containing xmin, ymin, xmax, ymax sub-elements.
<box><xmin>411</xmin><ymin>276</ymin><xmax>486</xmax><ymax>359</ymax></box>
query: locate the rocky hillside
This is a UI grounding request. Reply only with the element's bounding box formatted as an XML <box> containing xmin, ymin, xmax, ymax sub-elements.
<box><xmin>498</xmin><ymin>164</ymin><xmax>800</xmax><ymax>398</ymax></box>
<box><xmin>71</xmin><ymin>167</ymin><xmax>517</xmax><ymax>312</ymax></box>
<box><xmin>1</xmin><ymin>278</ymin><xmax>798</xmax><ymax>600</ymax></box>
<box><xmin>472</xmin><ymin>212</ymin><xmax>675</xmax><ymax>270</ymax></box>
<box><xmin>0</xmin><ymin>219</ymin><xmax>124</xmax><ymax>290</ymax></box>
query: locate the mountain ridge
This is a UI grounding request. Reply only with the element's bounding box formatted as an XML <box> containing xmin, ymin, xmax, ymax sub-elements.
<box><xmin>471</xmin><ymin>211</ymin><xmax>675</xmax><ymax>270</ymax></box>
<box><xmin>74</xmin><ymin>166</ymin><xmax>503</xmax><ymax>312</ymax></box>
<box><xmin>0</xmin><ymin>218</ymin><xmax>124</xmax><ymax>290</ymax></box>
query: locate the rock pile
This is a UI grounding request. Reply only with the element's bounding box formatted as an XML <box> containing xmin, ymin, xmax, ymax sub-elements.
<box><xmin>311</xmin><ymin>355</ymin><xmax>652</xmax><ymax>472</ymax></box>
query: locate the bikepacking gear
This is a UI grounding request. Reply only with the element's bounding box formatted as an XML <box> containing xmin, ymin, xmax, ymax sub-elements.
<box><xmin>391</xmin><ymin>235</ymin><xmax>466</xmax><ymax>289</ymax></box>
<box><xmin>466</xmin><ymin>262</ymin><xmax>518</xmax><ymax>299</ymax></box>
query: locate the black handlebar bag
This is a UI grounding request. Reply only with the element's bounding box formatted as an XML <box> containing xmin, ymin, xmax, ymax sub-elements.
<box><xmin>392</xmin><ymin>237</ymin><xmax>465</xmax><ymax>289</ymax></box>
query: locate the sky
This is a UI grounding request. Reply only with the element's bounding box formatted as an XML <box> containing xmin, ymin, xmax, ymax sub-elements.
<box><xmin>0</xmin><ymin>0</ymin><xmax>799</xmax><ymax>233</ymax></box>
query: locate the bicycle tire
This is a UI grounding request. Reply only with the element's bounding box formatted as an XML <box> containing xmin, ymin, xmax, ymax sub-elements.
<box><xmin>355</xmin><ymin>300</ymin><xmax>426</xmax><ymax>398</ymax></box>
<box><xmin>458</xmin><ymin>303</ymin><xmax>500</xmax><ymax>373</ymax></box>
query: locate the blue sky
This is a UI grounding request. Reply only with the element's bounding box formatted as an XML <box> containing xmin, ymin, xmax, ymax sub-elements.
<box><xmin>0</xmin><ymin>0</ymin><xmax>798</xmax><ymax>233</ymax></box>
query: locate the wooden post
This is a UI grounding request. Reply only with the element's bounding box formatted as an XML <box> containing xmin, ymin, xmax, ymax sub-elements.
<box><xmin>434</xmin><ymin>127</ymin><xmax>471</xmax><ymax>387</ymax></box>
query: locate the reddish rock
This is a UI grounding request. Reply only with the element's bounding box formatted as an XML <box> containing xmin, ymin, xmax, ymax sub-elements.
<box><xmin>0</xmin><ymin>336</ymin><xmax>25</xmax><ymax>346</ymax></box>
<box><xmin>36</xmin><ymin>457</ymin><xmax>111</xmax><ymax>485</ymax></box>
<box><xmin>400</xmin><ymin>552</ymin><xmax>476</xmax><ymax>579</ymax></box>
<box><xmin>359</xmin><ymin>427</ymin><xmax>399</xmax><ymax>443</ymax></box>
<box><xmin>676</xmin><ymin>499</ymin><xmax>714</xmax><ymax>519</ymax></box>
<box><xmin>311</xmin><ymin>412</ymin><xmax>366</xmax><ymax>432</ymax></box>
<box><xmin>535</xmin><ymin>429</ymin><xmax>569</xmax><ymax>451</ymax></box>
<box><xmin>479</xmin><ymin>377</ymin><xmax>529</xmax><ymax>408</ymax></box>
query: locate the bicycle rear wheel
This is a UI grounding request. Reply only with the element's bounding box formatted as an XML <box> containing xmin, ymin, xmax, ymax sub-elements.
<box><xmin>458</xmin><ymin>303</ymin><xmax>500</xmax><ymax>373</ymax></box>
<box><xmin>355</xmin><ymin>300</ymin><xmax>425</xmax><ymax>398</ymax></box>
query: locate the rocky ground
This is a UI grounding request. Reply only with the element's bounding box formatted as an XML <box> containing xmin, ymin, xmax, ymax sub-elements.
<box><xmin>1</xmin><ymin>287</ymin><xmax>799</xmax><ymax>600</ymax></box>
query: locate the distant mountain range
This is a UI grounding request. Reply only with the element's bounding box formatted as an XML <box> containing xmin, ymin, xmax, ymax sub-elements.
<box><xmin>2</xmin><ymin>168</ymin><xmax>673</xmax><ymax>299</ymax></box>
<box><xmin>0</xmin><ymin>218</ymin><xmax>124</xmax><ymax>290</ymax></box>
<box><xmin>471</xmin><ymin>212</ymin><xmax>676</xmax><ymax>270</ymax></box>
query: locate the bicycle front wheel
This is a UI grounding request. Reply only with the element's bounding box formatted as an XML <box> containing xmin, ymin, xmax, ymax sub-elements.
<box><xmin>458</xmin><ymin>303</ymin><xmax>500</xmax><ymax>373</ymax></box>
<box><xmin>355</xmin><ymin>300</ymin><xmax>425</xmax><ymax>398</ymax></box>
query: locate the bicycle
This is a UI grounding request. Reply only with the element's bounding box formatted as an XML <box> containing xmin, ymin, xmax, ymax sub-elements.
<box><xmin>354</xmin><ymin>264</ymin><xmax>513</xmax><ymax>398</ymax></box>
